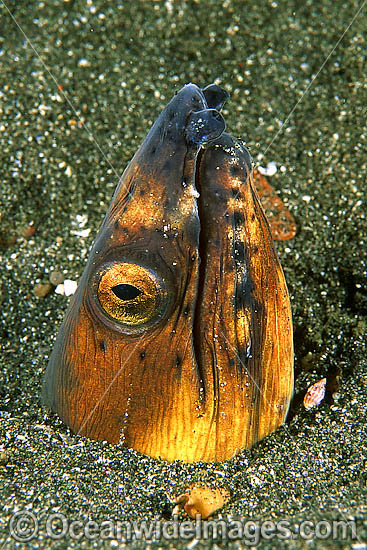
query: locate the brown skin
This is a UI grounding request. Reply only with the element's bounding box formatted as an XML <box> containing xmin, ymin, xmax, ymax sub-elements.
<box><xmin>43</xmin><ymin>85</ymin><xmax>293</xmax><ymax>462</ymax></box>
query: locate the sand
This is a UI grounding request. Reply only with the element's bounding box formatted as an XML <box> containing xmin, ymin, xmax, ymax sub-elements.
<box><xmin>0</xmin><ymin>1</ymin><xmax>366</xmax><ymax>548</ymax></box>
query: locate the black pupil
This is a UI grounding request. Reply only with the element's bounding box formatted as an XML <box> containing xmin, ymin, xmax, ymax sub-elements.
<box><xmin>112</xmin><ymin>284</ymin><xmax>142</xmax><ymax>301</ymax></box>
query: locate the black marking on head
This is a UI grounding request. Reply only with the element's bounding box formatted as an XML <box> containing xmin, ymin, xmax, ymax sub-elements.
<box><xmin>219</xmin><ymin>304</ymin><xmax>224</xmax><ymax>320</ymax></box>
<box><xmin>236</xmin><ymin>272</ymin><xmax>255</xmax><ymax>311</ymax></box>
<box><xmin>100</xmin><ymin>341</ymin><xmax>107</xmax><ymax>352</ymax></box>
<box><xmin>233</xmin><ymin>211</ymin><xmax>245</xmax><ymax>228</ymax></box>
<box><xmin>140</xmin><ymin>351</ymin><xmax>146</xmax><ymax>361</ymax></box>
<box><xmin>150</xmin><ymin>145</ymin><xmax>157</xmax><ymax>155</ymax></box>
<box><xmin>233</xmin><ymin>240</ymin><xmax>246</xmax><ymax>265</ymax></box>
<box><xmin>230</xmin><ymin>164</ymin><xmax>241</xmax><ymax>178</ymax></box>
<box><xmin>253</xmin><ymin>245</ymin><xmax>259</xmax><ymax>254</ymax></box>
<box><xmin>225</xmin><ymin>258</ymin><xmax>234</xmax><ymax>272</ymax></box>
<box><xmin>139</xmin><ymin>189</ymin><xmax>146</xmax><ymax>197</ymax></box>
<box><xmin>231</xmin><ymin>188</ymin><xmax>244</xmax><ymax>201</ymax></box>
<box><xmin>174</xmin><ymin>354</ymin><xmax>183</xmax><ymax>381</ymax></box>
<box><xmin>251</xmin><ymin>213</ymin><xmax>256</xmax><ymax>222</ymax></box>
<box><xmin>155</xmin><ymin>228</ymin><xmax>171</xmax><ymax>239</ymax></box>
<box><xmin>184</xmin><ymin>304</ymin><xmax>190</xmax><ymax>315</ymax></box>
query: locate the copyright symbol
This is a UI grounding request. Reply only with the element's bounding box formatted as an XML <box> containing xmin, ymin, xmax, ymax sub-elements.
<box><xmin>9</xmin><ymin>510</ymin><xmax>38</xmax><ymax>542</ymax></box>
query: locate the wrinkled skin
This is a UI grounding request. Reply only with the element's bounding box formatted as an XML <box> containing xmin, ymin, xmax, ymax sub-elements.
<box><xmin>43</xmin><ymin>83</ymin><xmax>293</xmax><ymax>462</ymax></box>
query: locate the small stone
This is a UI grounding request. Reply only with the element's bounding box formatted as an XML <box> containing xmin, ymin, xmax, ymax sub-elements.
<box><xmin>0</xmin><ymin>232</ymin><xmax>17</xmax><ymax>248</ymax></box>
<box><xmin>0</xmin><ymin>450</ymin><xmax>9</xmax><ymax>465</ymax></box>
<box><xmin>49</xmin><ymin>271</ymin><xmax>64</xmax><ymax>286</ymax></box>
<box><xmin>34</xmin><ymin>282</ymin><xmax>54</xmax><ymax>298</ymax></box>
<box><xmin>18</xmin><ymin>224</ymin><xmax>36</xmax><ymax>239</ymax></box>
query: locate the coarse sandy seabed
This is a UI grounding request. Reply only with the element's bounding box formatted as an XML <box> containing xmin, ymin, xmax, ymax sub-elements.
<box><xmin>1</xmin><ymin>1</ymin><xmax>366</xmax><ymax>549</ymax></box>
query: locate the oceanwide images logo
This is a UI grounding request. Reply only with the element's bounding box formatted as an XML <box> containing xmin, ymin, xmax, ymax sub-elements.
<box><xmin>8</xmin><ymin>510</ymin><xmax>358</xmax><ymax>544</ymax></box>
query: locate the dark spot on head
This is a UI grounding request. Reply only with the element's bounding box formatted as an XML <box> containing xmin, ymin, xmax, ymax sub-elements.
<box><xmin>100</xmin><ymin>341</ymin><xmax>107</xmax><ymax>352</ymax></box>
<box><xmin>233</xmin><ymin>211</ymin><xmax>245</xmax><ymax>228</ymax></box>
<box><xmin>140</xmin><ymin>351</ymin><xmax>146</xmax><ymax>360</ymax></box>
<box><xmin>139</xmin><ymin>188</ymin><xmax>146</xmax><ymax>197</ymax></box>
<box><xmin>151</xmin><ymin>146</ymin><xmax>157</xmax><ymax>155</ymax></box>
<box><xmin>219</xmin><ymin>305</ymin><xmax>224</xmax><ymax>320</ymax></box>
<box><xmin>230</xmin><ymin>164</ymin><xmax>241</xmax><ymax>178</ymax></box>
<box><xmin>174</xmin><ymin>354</ymin><xmax>183</xmax><ymax>381</ymax></box>
<box><xmin>184</xmin><ymin>304</ymin><xmax>190</xmax><ymax>315</ymax></box>
<box><xmin>233</xmin><ymin>240</ymin><xmax>246</xmax><ymax>264</ymax></box>
<box><xmin>251</xmin><ymin>213</ymin><xmax>256</xmax><ymax>222</ymax></box>
<box><xmin>225</xmin><ymin>258</ymin><xmax>234</xmax><ymax>272</ymax></box>
<box><xmin>253</xmin><ymin>245</ymin><xmax>259</xmax><ymax>254</ymax></box>
<box><xmin>231</xmin><ymin>188</ymin><xmax>244</xmax><ymax>201</ymax></box>
<box><xmin>156</xmin><ymin>228</ymin><xmax>170</xmax><ymax>239</ymax></box>
<box><xmin>236</xmin><ymin>273</ymin><xmax>253</xmax><ymax>310</ymax></box>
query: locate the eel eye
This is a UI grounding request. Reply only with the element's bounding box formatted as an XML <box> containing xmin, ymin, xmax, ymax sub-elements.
<box><xmin>97</xmin><ymin>262</ymin><xmax>166</xmax><ymax>326</ymax></box>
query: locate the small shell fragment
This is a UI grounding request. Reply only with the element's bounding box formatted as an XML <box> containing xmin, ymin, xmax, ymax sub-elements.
<box><xmin>303</xmin><ymin>378</ymin><xmax>327</xmax><ymax>410</ymax></box>
<box><xmin>257</xmin><ymin>161</ymin><xmax>277</xmax><ymax>176</ymax></box>
<box><xmin>253</xmin><ymin>169</ymin><xmax>297</xmax><ymax>241</ymax></box>
<box><xmin>173</xmin><ymin>485</ymin><xmax>230</xmax><ymax>519</ymax></box>
<box><xmin>55</xmin><ymin>280</ymin><xmax>78</xmax><ymax>296</ymax></box>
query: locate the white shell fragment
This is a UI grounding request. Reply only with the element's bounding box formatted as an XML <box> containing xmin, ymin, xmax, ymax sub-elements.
<box><xmin>55</xmin><ymin>280</ymin><xmax>78</xmax><ymax>297</ymax></box>
<box><xmin>257</xmin><ymin>161</ymin><xmax>277</xmax><ymax>176</ymax></box>
<box><xmin>303</xmin><ymin>378</ymin><xmax>327</xmax><ymax>410</ymax></box>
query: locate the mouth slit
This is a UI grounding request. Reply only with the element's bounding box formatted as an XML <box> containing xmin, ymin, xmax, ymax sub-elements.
<box><xmin>192</xmin><ymin>147</ymin><xmax>210</xmax><ymax>404</ymax></box>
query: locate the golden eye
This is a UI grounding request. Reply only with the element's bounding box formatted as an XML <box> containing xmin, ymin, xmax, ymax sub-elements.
<box><xmin>96</xmin><ymin>262</ymin><xmax>167</xmax><ymax>326</ymax></box>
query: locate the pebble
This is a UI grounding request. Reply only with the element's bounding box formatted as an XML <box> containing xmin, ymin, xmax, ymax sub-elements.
<box><xmin>33</xmin><ymin>282</ymin><xmax>54</xmax><ymax>298</ymax></box>
<box><xmin>0</xmin><ymin>450</ymin><xmax>9</xmax><ymax>465</ymax></box>
<box><xmin>49</xmin><ymin>271</ymin><xmax>64</xmax><ymax>286</ymax></box>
